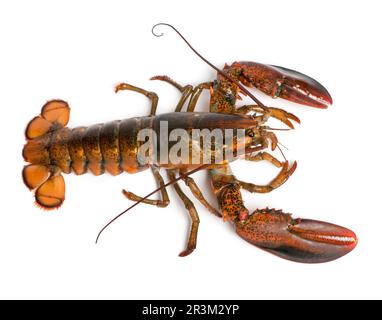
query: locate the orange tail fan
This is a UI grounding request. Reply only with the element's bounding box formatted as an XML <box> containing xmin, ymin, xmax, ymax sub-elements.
<box><xmin>23</xmin><ymin>100</ymin><xmax>70</xmax><ymax>209</ymax></box>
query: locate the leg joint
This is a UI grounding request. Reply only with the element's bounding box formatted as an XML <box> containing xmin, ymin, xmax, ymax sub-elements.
<box><xmin>157</xmin><ymin>200</ymin><xmax>170</xmax><ymax>208</ymax></box>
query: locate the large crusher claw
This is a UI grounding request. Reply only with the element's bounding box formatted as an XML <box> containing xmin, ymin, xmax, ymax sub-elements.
<box><xmin>235</xmin><ymin>209</ymin><xmax>357</xmax><ymax>263</ymax></box>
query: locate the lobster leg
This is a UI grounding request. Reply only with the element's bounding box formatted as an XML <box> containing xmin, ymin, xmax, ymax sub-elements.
<box><xmin>151</xmin><ymin>75</ymin><xmax>212</xmax><ymax>113</ymax></box>
<box><xmin>209</xmin><ymin>165</ymin><xmax>248</xmax><ymax>222</ymax></box>
<box><xmin>167</xmin><ymin>169</ymin><xmax>200</xmax><ymax>257</ymax></box>
<box><xmin>150</xmin><ymin>75</ymin><xmax>193</xmax><ymax>112</ymax></box>
<box><xmin>114</xmin><ymin>81</ymin><xmax>212</xmax><ymax>256</ymax></box>
<box><xmin>236</xmin><ymin>105</ymin><xmax>300</xmax><ymax>129</ymax></box>
<box><xmin>238</xmin><ymin>161</ymin><xmax>297</xmax><ymax>194</ymax></box>
<box><xmin>123</xmin><ymin>166</ymin><xmax>170</xmax><ymax>208</ymax></box>
<box><xmin>245</xmin><ymin>151</ymin><xmax>283</xmax><ymax>167</ymax></box>
<box><xmin>115</xmin><ymin>82</ymin><xmax>159</xmax><ymax>116</ymax></box>
<box><xmin>114</xmin><ymin>83</ymin><xmax>173</xmax><ymax>206</ymax></box>
<box><xmin>187</xmin><ymin>82</ymin><xmax>212</xmax><ymax>112</ymax></box>
<box><xmin>152</xmin><ymin>76</ymin><xmax>225</xmax><ymax>217</ymax></box>
<box><xmin>179</xmin><ymin>168</ymin><xmax>221</xmax><ymax>217</ymax></box>
<box><xmin>232</xmin><ymin>153</ymin><xmax>296</xmax><ymax>194</ymax></box>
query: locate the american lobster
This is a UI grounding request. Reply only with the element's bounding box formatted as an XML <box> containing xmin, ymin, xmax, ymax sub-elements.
<box><xmin>22</xmin><ymin>23</ymin><xmax>357</xmax><ymax>263</ymax></box>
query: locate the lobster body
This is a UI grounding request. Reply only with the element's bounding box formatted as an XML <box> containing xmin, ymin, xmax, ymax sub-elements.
<box><xmin>23</xmin><ymin>117</ymin><xmax>153</xmax><ymax>176</ymax></box>
<box><xmin>23</xmin><ymin>103</ymin><xmax>259</xmax><ymax>209</ymax></box>
<box><xmin>23</xmin><ymin>111</ymin><xmax>256</xmax><ymax>174</ymax></box>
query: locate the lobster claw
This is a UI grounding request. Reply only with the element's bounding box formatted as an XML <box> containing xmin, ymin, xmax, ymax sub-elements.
<box><xmin>229</xmin><ymin>61</ymin><xmax>333</xmax><ymax>109</ymax></box>
<box><xmin>235</xmin><ymin>209</ymin><xmax>357</xmax><ymax>263</ymax></box>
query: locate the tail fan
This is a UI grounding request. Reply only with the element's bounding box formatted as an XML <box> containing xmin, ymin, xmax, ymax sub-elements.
<box><xmin>23</xmin><ymin>100</ymin><xmax>70</xmax><ymax>209</ymax></box>
<box><xmin>25</xmin><ymin>100</ymin><xmax>70</xmax><ymax>139</ymax></box>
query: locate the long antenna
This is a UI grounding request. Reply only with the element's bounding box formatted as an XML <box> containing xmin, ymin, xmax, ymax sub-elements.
<box><xmin>152</xmin><ymin>23</ymin><xmax>268</xmax><ymax>111</ymax></box>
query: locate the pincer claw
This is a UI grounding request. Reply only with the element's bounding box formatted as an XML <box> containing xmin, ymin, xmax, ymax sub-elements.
<box><xmin>267</xmin><ymin>107</ymin><xmax>300</xmax><ymax>129</ymax></box>
<box><xmin>271</xmin><ymin>65</ymin><xmax>333</xmax><ymax>109</ymax></box>
<box><xmin>235</xmin><ymin>209</ymin><xmax>357</xmax><ymax>263</ymax></box>
<box><xmin>229</xmin><ymin>61</ymin><xmax>333</xmax><ymax>109</ymax></box>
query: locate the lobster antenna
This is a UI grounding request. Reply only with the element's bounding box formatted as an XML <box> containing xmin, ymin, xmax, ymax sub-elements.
<box><xmin>277</xmin><ymin>140</ymin><xmax>289</xmax><ymax>151</ymax></box>
<box><xmin>95</xmin><ymin>163</ymin><xmax>210</xmax><ymax>243</ymax></box>
<box><xmin>152</xmin><ymin>23</ymin><xmax>268</xmax><ymax>111</ymax></box>
<box><xmin>277</xmin><ymin>143</ymin><xmax>287</xmax><ymax>162</ymax></box>
<box><xmin>265</xmin><ymin>127</ymin><xmax>291</xmax><ymax>131</ymax></box>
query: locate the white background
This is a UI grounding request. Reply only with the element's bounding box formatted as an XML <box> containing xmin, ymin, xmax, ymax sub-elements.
<box><xmin>0</xmin><ymin>0</ymin><xmax>381</xmax><ymax>299</ymax></box>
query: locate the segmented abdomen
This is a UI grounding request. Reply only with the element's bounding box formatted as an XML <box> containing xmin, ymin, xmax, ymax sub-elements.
<box><xmin>46</xmin><ymin>117</ymin><xmax>152</xmax><ymax>176</ymax></box>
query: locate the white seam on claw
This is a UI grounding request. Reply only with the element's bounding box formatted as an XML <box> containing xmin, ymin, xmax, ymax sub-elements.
<box><xmin>317</xmin><ymin>235</ymin><xmax>356</xmax><ymax>243</ymax></box>
<box><xmin>293</xmin><ymin>85</ymin><xmax>330</xmax><ymax>106</ymax></box>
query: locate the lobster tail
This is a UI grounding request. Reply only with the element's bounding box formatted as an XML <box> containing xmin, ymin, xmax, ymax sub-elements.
<box><xmin>22</xmin><ymin>100</ymin><xmax>70</xmax><ymax>209</ymax></box>
<box><xmin>25</xmin><ymin>100</ymin><xmax>70</xmax><ymax>139</ymax></box>
<box><xmin>22</xmin><ymin>164</ymin><xmax>66</xmax><ymax>209</ymax></box>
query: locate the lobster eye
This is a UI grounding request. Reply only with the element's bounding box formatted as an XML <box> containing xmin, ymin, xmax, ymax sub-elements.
<box><xmin>246</xmin><ymin>129</ymin><xmax>255</xmax><ymax>137</ymax></box>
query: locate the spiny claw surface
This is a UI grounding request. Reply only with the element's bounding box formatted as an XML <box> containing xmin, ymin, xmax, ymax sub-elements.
<box><xmin>228</xmin><ymin>61</ymin><xmax>333</xmax><ymax>109</ymax></box>
<box><xmin>235</xmin><ymin>209</ymin><xmax>357</xmax><ymax>263</ymax></box>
